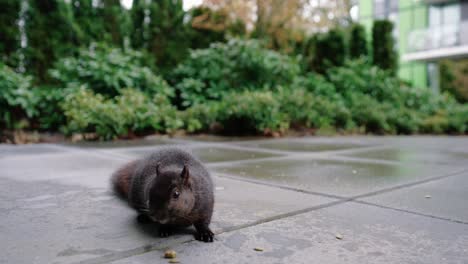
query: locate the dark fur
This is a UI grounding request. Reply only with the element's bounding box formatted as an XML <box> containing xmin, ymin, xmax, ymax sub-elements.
<box><xmin>111</xmin><ymin>147</ymin><xmax>215</xmax><ymax>242</ymax></box>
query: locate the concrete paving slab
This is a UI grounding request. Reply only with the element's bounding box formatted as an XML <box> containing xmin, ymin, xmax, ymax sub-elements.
<box><xmin>0</xmin><ymin>160</ymin><xmax>333</xmax><ymax>264</ymax></box>
<box><xmin>170</xmin><ymin>135</ymin><xmax>263</xmax><ymax>142</ymax></box>
<box><xmin>360</xmin><ymin>172</ymin><xmax>468</xmax><ymax>223</ymax></box>
<box><xmin>214</xmin><ymin>158</ymin><xmax>463</xmax><ymax>197</ymax></box>
<box><xmin>340</xmin><ymin>147</ymin><xmax>468</xmax><ymax>166</ymax></box>
<box><xmin>330</xmin><ymin>136</ymin><xmax>468</xmax><ymax>153</ymax></box>
<box><xmin>0</xmin><ymin>152</ymin><xmax>124</xmax><ymax>181</ymax></box>
<box><xmin>0</xmin><ymin>144</ymin><xmax>66</xmax><ymax>158</ymax></box>
<box><xmin>110</xmin><ymin>202</ymin><xmax>468</xmax><ymax>264</ymax></box>
<box><xmin>212</xmin><ymin>177</ymin><xmax>335</xmax><ymax>229</ymax></box>
<box><xmin>1</xmin><ymin>136</ymin><xmax>467</xmax><ymax>264</ymax></box>
<box><xmin>63</xmin><ymin>137</ymin><xmax>173</xmax><ymax>149</ymax></box>
<box><xmin>112</xmin><ymin>146</ymin><xmax>282</xmax><ymax>163</ymax></box>
<box><xmin>236</xmin><ymin>139</ymin><xmax>366</xmax><ymax>152</ymax></box>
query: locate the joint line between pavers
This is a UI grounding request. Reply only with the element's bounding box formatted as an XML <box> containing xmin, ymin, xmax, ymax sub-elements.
<box><xmin>353</xmin><ymin>200</ymin><xmax>468</xmax><ymax>225</ymax></box>
<box><xmin>216</xmin><ymin>167</ymin><xmax>467</xmax><ymax>204</ymax></box>
<box><xmin>216</xmin><ymin>172</ymin><xmax>346</xmax><ymax>200</ymax></box>
<box><xmin>216</xmin><ymin>169</ymin><xmax>468</xmax><ymax>225</ymax></box>
<box><xmin>72</xmin><ymin>199</ymin><xmax>350</xmax><ymax>264</ymax></box>
<box><xmin>46</xmin><ymin>143</ymin><xmax>427</xmax><ymax>169</ymax></box>
<box><xmin>350</xmin><ymin>168</ymin><xmax>468</xmax><ymax>201</ymax></box>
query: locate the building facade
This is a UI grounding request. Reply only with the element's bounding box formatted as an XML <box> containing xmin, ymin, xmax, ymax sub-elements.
<box><xmin>359</xmin><ymin>0</ymin><xmax>468</xmax><ymax>91</ymax></box>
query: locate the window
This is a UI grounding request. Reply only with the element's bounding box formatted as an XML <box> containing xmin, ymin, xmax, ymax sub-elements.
<box><xmin>373</xmin><ymin>0</ymin><xmax>399</xmax><ymax>19</ymax></box>
<box><xmin>429</xmin><ymin>2</ymin><xmax>461</xmax><ymax>26</ymax></box>
<box><xmin>429</xmin><ymin>2</ymin><xmax>462</xmax><ymax>48</ymax></box>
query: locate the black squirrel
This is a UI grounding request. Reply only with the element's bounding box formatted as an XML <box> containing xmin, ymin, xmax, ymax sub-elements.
<box><xmin>111</xmin><ymin>147</ymin><xmax>215</xmax><ymax>242</ymax></box>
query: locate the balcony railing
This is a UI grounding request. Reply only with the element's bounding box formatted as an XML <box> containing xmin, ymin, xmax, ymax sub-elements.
<box><xmin>407</xmin><ymin>20</ymin><xmax>468</xmax><ymax>53</ymax></box>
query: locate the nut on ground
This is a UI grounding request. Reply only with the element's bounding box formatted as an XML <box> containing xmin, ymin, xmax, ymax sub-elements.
<box><xmin>164</xmin><ymin>250</ymin><xmax>177</xmax><ymax>259</ymax></box>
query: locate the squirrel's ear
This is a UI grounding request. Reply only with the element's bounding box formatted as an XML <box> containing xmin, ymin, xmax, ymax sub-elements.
<box><xmin>181</xmin><ymin>165</ymin><xmax>189</xmax><ymax>185</ymax></box>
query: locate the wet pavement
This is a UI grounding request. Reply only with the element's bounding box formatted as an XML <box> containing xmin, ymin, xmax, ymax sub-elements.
<box><xmin>1</xmin><ymin>136</ymin><xmax>467</xmax><ymax>264</ymax></box>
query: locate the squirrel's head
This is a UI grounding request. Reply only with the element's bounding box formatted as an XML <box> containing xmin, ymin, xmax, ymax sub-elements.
<box><xmin>146</xmin><ymin>164</ymin><xmax>195</xmax><ymax>224</ymax></box>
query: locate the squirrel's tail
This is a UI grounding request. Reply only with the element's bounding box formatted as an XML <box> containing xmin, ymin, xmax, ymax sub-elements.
<box><xmin>111</xmin><ymin>160</ymin><xmax>138</xmax><ymax>200</ymax></box>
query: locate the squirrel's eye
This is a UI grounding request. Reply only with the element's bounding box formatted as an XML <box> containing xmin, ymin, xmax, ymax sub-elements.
<box><xmin>173</xmin><ymin>190</ymin><xmax>180</xmax><ymax>199</ymax></box>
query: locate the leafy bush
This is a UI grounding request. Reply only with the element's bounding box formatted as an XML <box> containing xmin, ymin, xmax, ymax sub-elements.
<box><xmin>61</xmin><ymin>87</ymin><xmax>181</xmax><ymax>140</ymax></box>
<box><xmin>172</xmin><ymin>39</ymin><xmax>301</xmax><ymax>107</ymax></box>
<box><xmin>277</xmin><ymin>87</ymin><xmax>352</xmax><ymax>130</ymax></box>
<box><xmin>292</xmin><ymin>73</ymin><xmax>340</xmax><ymax>98</ymax></box>
<box><xmin>187</xmin><ymin>6</ymin><xmax>227</xmax><ymax>50</ymax></box>
<box><xmin>178</xmin><ymin>103</ymin><xmax>220</xmax><ymax>133</ymax></box>
<box><xmin>349</xmin><ymin>23</ymin><xmax>368</xmax><ymax>59</ymax></box>
<box><xmin>31</xmin><ymin>86</ymin><xmax>67</xmax><ymax>130</ymax></box>
<box><xmin>439</xmin><ymin>59</ymin><xmax>468</xmax><ymax>103</ymax></box>
<box><xmin>0</xmin><ymin>63</ymin><xmax>37</xmax><ymax>129</ymax></box>
<box><xmin>50</xmin><ymin>44</ymin><xmax>173</xmax><ymax>97</ymax></box>
<box><xmin>312</xmin><ymin>29</ymin><xmax>347</xmax><ymax>73</ymax></box>
<box><xmin>326</xmin><ymin>59</ymin><xmax>402</xmax><ymax>102</ymax></box>
<box><xmin>372</xmin><ymin>20</ymin><xmax>398</xmax><ymax>75</ymax></box>
<box><xmin>214</xmin><ymin>91</ymin><xmax>289</xmax><ymax>135</ymax></box>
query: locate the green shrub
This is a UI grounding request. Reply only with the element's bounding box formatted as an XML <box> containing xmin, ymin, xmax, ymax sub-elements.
<box><xmin>349</xmin><ymin>23</ymin><xmax>368</xmax><ymax>59</ymax></box>
<box><xmin>420</xmin><ymin>111</ymin><xmax>449</xmax><ymax>134</ymax></box>
<box><xmin>347</xmin><ymin>94</ymin><xmax>393</xmax><ymax>134</ymax></box>
<box><xmin>292</xmin><ymin>73</ymin><xmax>339</xmax><ymax>98</ymax></box>
<box><xmin>50</xmin><ymin>44</ymin><xmax>173</xmax><ymax>97</ymax></box>
<box><xmin>313</xmin><ymin>28</ymin><xmax>347</xmax><ymax>73</ymax></box>
<box><xmin>31</xmin><ymin>86</ymin><xmax>67</xmax><ymax>130</ymax></box>
<box><xmin>178</xmin><ymin>103</ymin><xmax>220</xmax><ymax>133</ymax></box>
<box><xmin>439</xmin><ymin>59</ymin><xmax>468</xmax><ymax>103</ymax></box>
<box><xmin>61</xmin><ymin>87</ymin><xmax>181</xmax><ymax>140</ymax></box>
<box><xmin>187</xmin><ymin>6</ymin><xmax>227</xmax><ymax>50</ymax></box>
<box><xmin>277</xmin><ymin>87</ymin><xmax>352</xmax><ymax>130</ymax></box>
<box><xmin>420</xmin><ymin>98</ymin><xmax>468</xmax><ymax>134</ymax></box>
<box><xmin>327</xmin><ymin>59</ymin><xmax>402</xmax><ymax>102</ymax></box>
<box><xmin>372</xmin><ymin>20</ymin><xmax>398</xmax><ymax>75</ymax></box>
<box><xmin>172</xmin><ymin>39</ymin><xmax>301</xmax><ymax>107</ymax></box>
<box><xmin>0</xmin><ymin>63</ymin><xmax>37</xmax><ymax>129</ymax></box>
<box><xmin>446</xmin><ymin>104</ymin><xmax>468</xmax><ymax>133</ymax></box>
<box><xmin>214</xmin><ymin>91</ymin><xmax>289</xmax><ymax>135</ymax></box>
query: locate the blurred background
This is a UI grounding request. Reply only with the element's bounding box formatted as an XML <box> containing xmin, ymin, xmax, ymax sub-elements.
<box><xmin>1</xmin><ymin>0</ymin><xmax>467</xmax><ymax>143</ymax></box>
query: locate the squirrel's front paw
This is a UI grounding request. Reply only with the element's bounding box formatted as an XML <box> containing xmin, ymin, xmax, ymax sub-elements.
<box><xmin>195</xmin><ymin>227</ymin><xmax>214</xmax><ymax>242</ymax></box>
<box><xmin>159</xmin><ymin>225</ymin><xmax>174</xmax><ymax>237</ymax></box>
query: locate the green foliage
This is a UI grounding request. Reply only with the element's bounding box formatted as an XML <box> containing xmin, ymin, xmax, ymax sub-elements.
<box><xmin>439</xmin><ymin>59</ymin><xmax>468</xmax><ymax>103</ymax></box>
<box><xmin>31</xmin><ymin>86</ymin><xmax>67</xmax><ymax>130</ymax></box>
<box><xmin>102</xmin><ymin>0</ymin><xmax>128</xmax><ymax>47</ymax></box>
<box><xmin>173</xmin><ymin>39</ymin><xmax>301</xmax><ymax>107</ymax></box>
<box><xmin>228</xmin><ymin>19</ymin><xmax>247</xmax><ymax>37</ymax></box>
<box><xmin>0</xmin><ymin>63</ymin><xmax>36</xmax><ymax>129</ymax></box>
<box><xmin>26</xmin><ymin>0</ymin><xmax>81</xmax><ymax>81</ymax></box>
<box><xmin>312</xmin><ymin>29</ymin><xmax>347</xmax><ymax>73</ymax></box>
<box><xmin>131</xmin><ymin>0</ymin><xmax>189</xmax><ymax>71</ymax></box>
<box><xmin>61</xmin><ymin>87</ymin><xmax>181</xmax><ymax>140</ymax></box>
<box><xmin>372</xmin><ymin>20</ymin><xmax>398</xmax><ymax>75</ymax></box>
<box><xmin>130</xmin><ymin>0</ymin><xmax>147</xmax><ymax>49</ymax></box>
<box><xmin>187</xmin><ymin>7</ymin><xmax>227</xmax><ymax>50</ymax></box>
<box><xmin>50</xmin><ymin>44</ymin><xmax>172</xmax><ymax>97</ymax></box>
<box><xmin>0</xmin><ymin>0</ymin><xmax>21</xmax><ymax>68</ymax></box>
<box><xmin>72</xmin><ymin>0</ymin><xmax>103</xmax><ymax>45</ymax></box>
<box><xmin>214</xmin><ymin>91</ymin><xmax>289</xmax><ymax>135</ymax></box>
<box><xmin>349</xmin><ymin>23</ymin><xmax>368</xmax><ymax>59</ymax></box>
<box><xmin>178</xmin><ymin>103</ymin><xmax>220</xmax><ymax>133</ymax></box>
<box><xmin>277</xmin><ymin>87</ymin><xmax>352</xmax><ymax>130</ymax></box>
<box><xmin>327</xmin><ymin>59</ymin><xmax>403</xmax><ymax>102</ymax></box>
